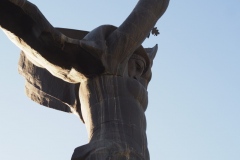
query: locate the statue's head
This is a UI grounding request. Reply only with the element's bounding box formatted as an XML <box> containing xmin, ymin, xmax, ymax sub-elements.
<box><xmin>129</xmin><ymin>44</ymin><xmax>158</xmax><ymax>88</ymax></box>
<box><xmin>57</xmin><ymin>25</ymin><xmax>158</xmax><ymax>88</ymax></box>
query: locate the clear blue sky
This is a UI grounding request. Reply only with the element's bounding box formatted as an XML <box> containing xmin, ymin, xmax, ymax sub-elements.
<box><xmin>0</xmin><ymin>0</ymin><xmax>239</xmax><ymax>160</ymax></box>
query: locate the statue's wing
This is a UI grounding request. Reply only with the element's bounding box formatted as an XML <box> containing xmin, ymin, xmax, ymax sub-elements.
<box><xmin>18</xmin><ymin>51</ymin><xmax>84</xmax><ymax>122</ymax></box>
<box><xmin>17</xmin><ymin>27</ymin><xmax>92</xmax><ymax>122</ymax></box>
<box><xmin>17</xmin><ymin>28</ymin><xmax>91</xmax><ymax>122</ymax></box>
<box><xmin>0</xmin><ymin>0</ymin><xmax>104</xmax><ymax>83</ymax></box>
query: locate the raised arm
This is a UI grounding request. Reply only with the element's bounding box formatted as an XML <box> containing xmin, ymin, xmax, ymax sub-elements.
<box><xmin>107</xmin><ymin>0</ymin><xmax>169</xmax><ymax>60</ymax></box>
<box><xmin>0</xmin><ymin>0</ymin><xmax>104</xmax><ymax>83</ymax></box>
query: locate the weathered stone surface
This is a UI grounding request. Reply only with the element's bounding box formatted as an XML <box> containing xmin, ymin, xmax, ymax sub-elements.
<box><xmin>0</xmin><ymin>0</ymin><xmax>169</xmax><ymax>159</ymax></box>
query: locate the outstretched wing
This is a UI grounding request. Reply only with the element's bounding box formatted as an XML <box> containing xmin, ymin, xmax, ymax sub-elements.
<box><xmin>0</xmin><ymin>0</ymin><xmax>104</xmax><ymax>83</ymax></box>
<box><xmin>18</xmin><ymin>51</ymin><xmax>84</xmax><ymax>121</ymax></box>
<box><xmin>17</xmin><ymin>27</ymin><xmax>92</xmax><ymax>122</ymax></box>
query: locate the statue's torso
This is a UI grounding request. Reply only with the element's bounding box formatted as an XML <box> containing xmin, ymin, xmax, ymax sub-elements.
<box><xmin>75</xmin><ymin>75</ymin><xmax>149</xmax><ymax>159</ymax></box>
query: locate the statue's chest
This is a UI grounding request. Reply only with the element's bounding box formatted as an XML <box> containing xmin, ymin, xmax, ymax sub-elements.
<box><xmin>79</xmin><ymin>75</ymin><xmax>148</xmax><ymax>110</ymax></box>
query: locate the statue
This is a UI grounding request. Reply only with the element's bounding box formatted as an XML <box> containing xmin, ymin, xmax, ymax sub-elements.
<box><xmin>0</xmin><ymin>0</ymin><xmax>169</xmax><ymax>159</ymax></box>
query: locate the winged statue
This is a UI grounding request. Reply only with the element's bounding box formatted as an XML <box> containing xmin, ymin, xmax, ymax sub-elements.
<box><xmin>0</xmin><ymin>0</ymin><xmax>169</xmax><ymax>159</ymax></box>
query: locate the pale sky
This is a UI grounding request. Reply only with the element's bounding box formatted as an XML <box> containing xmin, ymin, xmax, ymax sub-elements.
<box><xmin>0</xmin><ymin>0</ymin><xmax>240</xmax><ymax>160</ymax></box>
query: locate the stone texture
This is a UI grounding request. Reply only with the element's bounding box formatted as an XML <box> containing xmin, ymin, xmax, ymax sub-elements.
<box><xmin>0</xmin><ymin>0</ymin><xmax>169</xmax><ymax>159</ymax></box>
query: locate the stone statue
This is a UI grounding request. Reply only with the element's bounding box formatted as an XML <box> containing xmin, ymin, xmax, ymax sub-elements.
<box><xmin>0</xmin><ymin>0</ymin><xmax>169</xmax><ymax>159</ymax></box>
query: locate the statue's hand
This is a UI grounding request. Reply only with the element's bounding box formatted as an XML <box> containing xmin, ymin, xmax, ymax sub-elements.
<box><xmin>106</xmin><ymin>0</ymin><xmax>169</xmax><ymax>61</ymax></box>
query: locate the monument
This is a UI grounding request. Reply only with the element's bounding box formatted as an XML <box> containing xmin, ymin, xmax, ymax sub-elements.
<box><xmin>0</xmin><ymin>0</ymin><xmax>169</xmax><ymax>159</ymax></box>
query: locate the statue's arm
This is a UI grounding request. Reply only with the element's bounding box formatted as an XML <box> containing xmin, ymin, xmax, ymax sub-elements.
<box><xmin>107</xmin><ymin>0</ymin><xmax>169</xmax><ymax>59</ymax></box>
<box><xmin>0</xmin><ymin>0</ymin><xmax>103</xmax><ymax>83</ymax></box>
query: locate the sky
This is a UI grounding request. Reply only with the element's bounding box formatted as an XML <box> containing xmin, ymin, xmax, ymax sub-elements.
<box><xmin>0</xmin><ymin>0</ymin><xmax>240</xmax><ymax>160</ymax></box>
